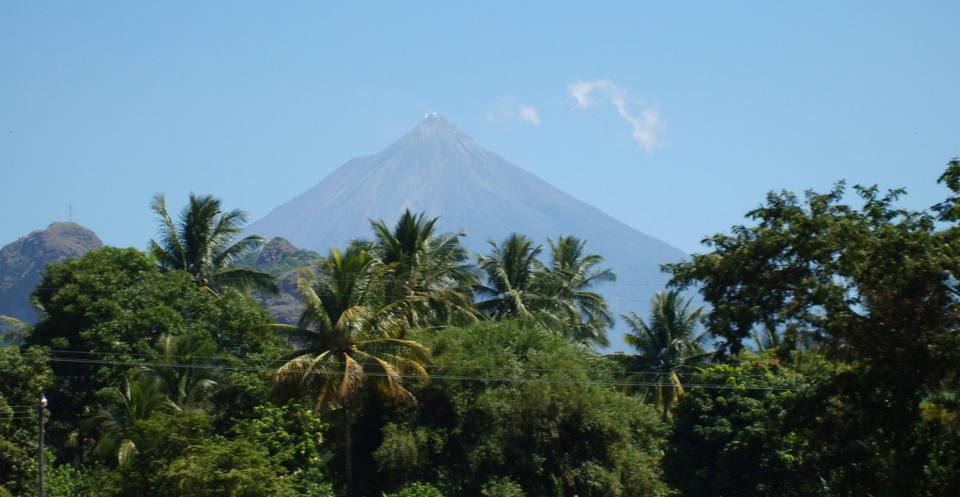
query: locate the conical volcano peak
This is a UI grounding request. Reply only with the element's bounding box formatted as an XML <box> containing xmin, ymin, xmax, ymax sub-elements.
<box><xmin>395</xmin><ymin>113</ymin><xmax>477</xmax><ymax>150</ymax></box>
<box><xmin>417</xmin><ymin>112</ymin><xmax>460</xmax><ymax>132</ymax></box>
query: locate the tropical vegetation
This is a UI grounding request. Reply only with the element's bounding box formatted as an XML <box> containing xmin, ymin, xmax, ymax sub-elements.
<box><xmin>2</xmin><ymin>161</ymin><xmax>959</xmax><ymax>496</ymax></box>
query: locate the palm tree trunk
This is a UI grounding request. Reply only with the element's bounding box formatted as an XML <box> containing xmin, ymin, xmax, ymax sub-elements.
<box><xmin>662</xmin><ymin>391</ymin><xmax>671</xmax><ymax>421</ymax></box>
<box><xmin>656</xmin><ymin>381</ymin><xmax>668</xmax><ymax>421</ymax></box>
<box><xmin>342</xmin><ymin>399</ymin><xmax>353</xmax><ymax>495</ymax></box>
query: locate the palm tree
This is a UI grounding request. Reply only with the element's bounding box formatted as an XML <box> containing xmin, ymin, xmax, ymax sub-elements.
<box><xmin>82</xmin><ymin>372</ymin><xmax>173</xmax><ymax>466</ymax></box>
<box><xmin>81</xmin><ymin>335</ymin><xmax>218</xmax><ymax>466</ymax></box>
<box><xmin>370</xmin><ymin>210</ymin><xmax>478</xmax><ymax>326</ymax></box>
<box><xmin>476</xmin><ymin>233</ymin><xmax>572</xmax><ymax>325</ymax></box>
<box><xmin>271</xmin><ymin>243</ymin><xmax>430</xmax><ymax>493</ymax></box>
<box><xmin>612</xmin><ymin>291</ymin><xmax>712</xmax><ymax>420</ymax></box>
<box><xmin>544</xmin><ymin>236</ymin><xmax>616</xmax><ymax>347</ymax></box>
<box><xmin>149</xmin><ymin>193</ymin><xmax>277</xmax><ymax>294</ymax></box>
<box><xmin>149</xmin><ymin>334</ymin><xmax>219</xmax><ymax>411</ymax></box>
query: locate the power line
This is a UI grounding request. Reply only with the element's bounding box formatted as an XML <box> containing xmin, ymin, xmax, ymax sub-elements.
<box><xmin>24</xmin><ymin>286</ymin><xmax>676</xmax><ymax>303</ymax></box>
<box><xmin>25</xmin><ymin>356</ymin><xmax>804</xmax><ymax>392</ymax></box>
<box><xmin>45</xmin><ymin>349</ymin><xmax>783</xmax><ymax>380</ymax></box>
<box><xmin>26</xmin><ymin>272</ymin><xmax>680</xmax><ymax>289</ymax></box>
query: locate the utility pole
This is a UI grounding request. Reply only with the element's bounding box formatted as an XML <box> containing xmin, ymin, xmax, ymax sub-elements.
<box><xmin>38</xmin><ymin>393</ymin><xmax>47</xmax><ymax>497</ymax></box>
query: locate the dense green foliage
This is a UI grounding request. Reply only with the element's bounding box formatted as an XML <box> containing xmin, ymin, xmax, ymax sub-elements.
<box><xmin>663</xmin><ymin>352</ymin><xmax>832</xmax><ymax>496</ymax></box>
<box><xmin>0</xmin><ymin>347</ymin><xmax>53</xmax><ymax>496</ymax></box>
<box><xmin>384</xmin><ymin>482</ymin><xmax>445</xmax><ymax>497</ymax></box>
<box><xmin>3</xmin><ymin>163</ymin><xmax>960</xmax><ymax>497</ymax></box>
<box><xmin>666</xmin><ymin>160</ymin><xmax>960</xmax><ymax>495</ymax></box>
<box><xmin>25</xmin><ymin>248</ymin><xmax>287</xmax><ymax>450</ymax></box>
<box><xmin>373</xmin><ymin>322</ymin><xmax>669</xmax><ymax>497</ymax></box>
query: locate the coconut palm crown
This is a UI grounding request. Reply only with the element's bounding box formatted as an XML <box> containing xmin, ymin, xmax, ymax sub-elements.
<box><xmin>272</xmin><ymin>243</ymin><xmax>430</xmax><ymax>409</ymax></box>
<box><xmin>544</xmin><ymin>235</ymin><xmax>616</xmax><ymax>347</ymax></box>
<box><xmin>370</xmin><ymin>209</ymin><xmax>478</xmax><ymax>326</ymax></box>
<box><xmin>148</xmin><ymin>193</ymin><xmax>277</xmax><ymax>294</ymax></box>
<box><xmin>612</xmin><ymin>290</ymin><xmax>712</xmax><ymax>419</ymax></box>
<box><xmin>475</xmin><ymin>233</ymin><xmax>554</xmax><ymax>320</ymax></box>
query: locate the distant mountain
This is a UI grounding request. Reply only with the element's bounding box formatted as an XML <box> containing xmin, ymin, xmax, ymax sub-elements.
<box><xmin>245</xmin><ymin>115</ymin><xmax>689</xmax><ymax>349</ymax></box>
<box><xmin>238</xmin><ymin>237</ymin><xmax>322</xmax><ymax>324</ymax></box>
<box><xmin>0</xmin><ymin>222</ymin><xmax>103</xmax><ymax>323</ymax></box>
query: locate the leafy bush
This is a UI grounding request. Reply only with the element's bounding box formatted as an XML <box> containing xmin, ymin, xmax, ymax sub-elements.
<box><xmin>160</xmin><ymin>439</ymin><xmax>293</xmax><ymax>497</ymax></box>
<box><xmin>385</xmin><ymin>481</ymin><xmax>445</xmax><ymax>497</ymax></box>
<box><xmin>45</xmin><ymin>464</ymin><xmax>121</xmax><ymax>497</ymax></box>
<box><xmin>232</xmin><ymin>403</ymin><xmax>329</xmax><ymax>472</ymax></box>
<box><xmin>480</xmin><ymin>477</ymin><xmax>525</xmax><ymax>497</ymax></box>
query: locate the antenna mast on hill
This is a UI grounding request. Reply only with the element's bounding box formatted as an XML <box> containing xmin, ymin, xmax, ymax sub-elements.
<box><xmin>68</xmin><ymin>205</ymin><xmax>73</xmax><ymax>222</ymax></box>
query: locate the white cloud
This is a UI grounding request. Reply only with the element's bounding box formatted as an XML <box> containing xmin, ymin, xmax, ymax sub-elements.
<box><xmin>516</xmin><ymin>104</ymin><xmax>541</xmax><ymax>125</ymax></box>
<box><xmin>567</xmin><ymin>79</ymin><xmax>664</xmax><ymax>152</ymax></box>
<box><xmin>487</xmin><ymin>98</ymin><xmax>542</xmax><ymax>126</ymax></box>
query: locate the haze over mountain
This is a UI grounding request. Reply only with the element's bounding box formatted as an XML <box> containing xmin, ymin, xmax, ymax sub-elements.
<box><xmin>0</xmin><ymin>222</ymin><xmax>103</xmax><ymax>323</ymax></box>
<box><xmin>246</xmin><ymin>115</ymin><xmax>690</xmax><ymax>349</ymax></box>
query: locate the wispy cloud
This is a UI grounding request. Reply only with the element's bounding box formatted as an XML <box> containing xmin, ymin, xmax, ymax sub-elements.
<box><xmin>567</xmin><ymin>79</ymin><xmax>664</xmax><ymax>152</ymax></box>
<box><xmin>487</xmin><ymin>98</ymin><xmax>542</xmax><ymax>126</ymax></box>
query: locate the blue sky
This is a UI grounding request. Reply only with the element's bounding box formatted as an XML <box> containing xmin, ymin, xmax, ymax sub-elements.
<box><xmin>2</xmin><ymin>1</ymin><xmax>958</xmax><ymax>254</ymax></box>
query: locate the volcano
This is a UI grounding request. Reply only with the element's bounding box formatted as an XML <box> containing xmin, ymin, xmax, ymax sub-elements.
<box><xmin>245</xmin><ymin>114</ymin><xmax>688</xmax><ymax>349</ymax></box>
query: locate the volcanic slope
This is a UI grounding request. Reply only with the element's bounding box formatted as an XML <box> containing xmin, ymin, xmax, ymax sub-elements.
<box><xmin>246</xmin><ymin>115</ymin><xmax>689</xmax><ymax>349</ymax></box>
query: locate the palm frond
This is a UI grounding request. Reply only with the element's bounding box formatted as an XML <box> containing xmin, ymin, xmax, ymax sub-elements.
<box><xmin>210</xmin><ymin>267</ymin><xmax>278</xmax><ymax>294</ymax></box>
<box><xmin>149</xmin><ymin>193</ymin><xmax>187</xmax><ymax>270</ymax></box>
<box><xmin>211</xmin><ymin>235</ymin><xmax>266</xmax><ymax>269</ymax></box>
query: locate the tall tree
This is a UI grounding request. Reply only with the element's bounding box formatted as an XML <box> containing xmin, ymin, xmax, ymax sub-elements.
<box><xmin>544</xmin><ymin>235</ymin><xmax>616</xmax><ymax>347</ymax></box>
<box><xmin>611</xmin><ymin>291</ymin><xmax>711</xmax><ymax>419</ymax></box>
<box><xmin>664</xmin><ymin>162</ymin><xmax>960</xmax><ymax>494</ymax></box>
<box><xmin>476</xmin><ymin>233</ymin><xmax>574</xmax><ymax>328</ymax></box>
<box><xmin>271</xmin><ymin>243</ymin><xmax>430</xmax><ymax>495</ymax></box>
<box><xmin>149</xmin><ymin>193</ymin><xmax>277</xmax><ymax>294</ymax></box>
<box><xmin>370</xmin><ymin>210</ymin><xmax>478</xmax><ymax>326</ymax></box>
